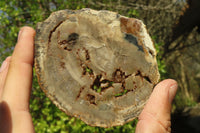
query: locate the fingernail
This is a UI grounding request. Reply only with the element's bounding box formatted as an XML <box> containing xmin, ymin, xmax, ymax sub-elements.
<box><xmin>169</xmin><ymin>83</ymin><xmax>178</xmax><ymax>103</ymax></box>
<box><xmin>17</xmin><ymin>28</ymin><xmax>24</xmax><ymax>42</ymax></box>
<box><xmin>0</xmin><ymin>61</ymin><xmax>8</xmax><ymax>73</ymax></box>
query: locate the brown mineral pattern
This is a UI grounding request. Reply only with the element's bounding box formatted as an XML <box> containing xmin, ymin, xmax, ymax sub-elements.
<box><xmin>34</xmin><ymin>8</ymin><xmax>160</xmax><ymax>127</ymax></box>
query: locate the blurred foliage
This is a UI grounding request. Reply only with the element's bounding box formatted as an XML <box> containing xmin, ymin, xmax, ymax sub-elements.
<box><xmin>173</xmin><ymin>92</ymin><xmax>197</xmax><ymax>111</ymax></box>
<box><xmin>152</xmin><ymin>36</ymin><xmax>167</xmax><ymax>80</ymax></box>
<box><xmin>2</xmin><ymin>0</ymin><xmax>199</xmax><ymax>132</ymax></box>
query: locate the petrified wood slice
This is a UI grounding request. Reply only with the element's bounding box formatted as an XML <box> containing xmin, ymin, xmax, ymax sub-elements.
<box><xmin>34</xmin><ymin>8</ymin><xmax>160</xmax><ymax>127</ymax></box>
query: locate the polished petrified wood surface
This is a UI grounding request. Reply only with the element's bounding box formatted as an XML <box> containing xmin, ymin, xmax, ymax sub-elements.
<box><xmin>34</xmin><ymin>8</ymin><xmax>160</xmax><ymax>127</ymax></box>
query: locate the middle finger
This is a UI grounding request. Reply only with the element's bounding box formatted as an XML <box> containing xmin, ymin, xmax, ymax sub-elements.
<box><xmin>0</xmin><ymin>56</ymin><xmax>11</xmax><ymax>99</ymax></box>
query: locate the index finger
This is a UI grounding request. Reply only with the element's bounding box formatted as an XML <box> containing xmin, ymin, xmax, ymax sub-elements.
<box><xmin>2</xmin><ymin>26</ymin><xmax>36</xmax><ymax>111</ymax></box>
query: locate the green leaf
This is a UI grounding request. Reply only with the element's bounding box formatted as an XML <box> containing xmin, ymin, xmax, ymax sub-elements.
<box><xmin>97</xmin><ymin>87</ymin><xmax>101</xmax><ymax>93</ymax></box>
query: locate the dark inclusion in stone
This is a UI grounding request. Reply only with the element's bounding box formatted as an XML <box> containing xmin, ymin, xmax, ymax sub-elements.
<box><xmin>67</xmin><ymin>33</ymin><xmax>79</xmax><ymax>43</ymax></box>
<box><xmin>58</xmin><ymin>33</ymin><xmax>79</xmax><ymax>51</ymax></box>
<box><xmin>124</xmin><ymin>33</ymin><xmax>143</xmax><ymax>52</ymax></box>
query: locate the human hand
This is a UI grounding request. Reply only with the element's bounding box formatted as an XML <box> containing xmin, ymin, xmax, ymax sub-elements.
<box><xmin>0</xmin><ymin>26</ymin><xmax>177</xmax><ymax>133</ymax></box>
<box><xmin>0</xmin><ymin>26</ymin><xmax>36</xmax><ymax>133</ymax></box>
<box><xmin>136</xmin><ymin>79</ymin><xmax>178</xmax><ymax>133</ymax></box>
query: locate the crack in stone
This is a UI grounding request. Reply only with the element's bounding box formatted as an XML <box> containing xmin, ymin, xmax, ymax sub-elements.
<box><xmin>113</xmin><ymin>69</ymin><xmax>131</xmax><ymax>83</ymax></box>
<box><xmin>88</xmin><ymin>69</ymin><xmax>133</xmax><ymax>97</ymax></box>
<box><xmin>48</xmin><ymin>21</ymin><xmax>64</xmax><ymax>47</ymax></box>
<box><xmin>85</xmin><ymin>49</ymin><xmax>90</xmax><ymax>60</ymax></box>
<box><xmin>90</xmin><ymin>75</ymin><xmax>114</xmax><ymax>93</ymax></box>
<box><xmin>76</xmin><ymin>87</ymin><xmax>85</xmax><ymax>100</ymax></box>
<box><xmin>60</xmin><ymin>61</ymin><xmax>65</xmax><ymax>69</ymax></box>
<box><xmin>135</xmin><ymin>70</ymin><xmax>152</xmax><ymax>84</ymax></box>
<box><xmin>91</xmin><ymin>75</ymin><xmax>102</xmax><ymax>92</ymax></box>
<box><xmin>86</xmin><ymin>94</ymin><xmax>96</xmax><ymax>105</ymax></box>
<box><xmin>82</xmin><ymin>65</ymin><xmax>93</xmax><ymax>75</ymax></box>
<box><xmin>58</xmin><ymin>33</ymin><xmax>79</xmax><ymax>51</ymax></box>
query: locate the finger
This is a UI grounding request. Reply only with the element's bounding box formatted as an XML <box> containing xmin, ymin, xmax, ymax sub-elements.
<box><xmin>2</xmin><ymin>26</ymin><xmax>36</xmax><ymax>111</ymax></box>
<box><xmin>0</xmin><ymin>56</ymin><xmax>11</xmax><ymax>99</ymax></box>
<box><xmin>136</xmin><ymin>79</ymin><xmax>178</xmax><ymax>133</ymax></box>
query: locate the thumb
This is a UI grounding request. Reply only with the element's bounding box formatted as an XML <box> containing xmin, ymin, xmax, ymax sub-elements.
<box><xmin>135</xmin><ymin>79</ymin><xmax>178</xmax><ymax>133</ymax></box>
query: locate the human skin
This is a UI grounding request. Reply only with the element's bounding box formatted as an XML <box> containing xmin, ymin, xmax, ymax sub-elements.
<box><xmin>0</xmin><ymin>26</ymin><xmax>177</xmax><ymax>133</ymax></box>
